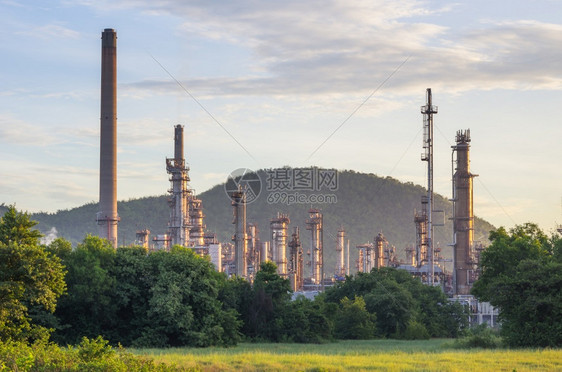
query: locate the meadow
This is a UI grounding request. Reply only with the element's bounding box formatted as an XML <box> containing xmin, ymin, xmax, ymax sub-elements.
<box><xmin>133</xmin><ymin>339</ymin><xmax>562</xmax><ymax>371</ymax></box>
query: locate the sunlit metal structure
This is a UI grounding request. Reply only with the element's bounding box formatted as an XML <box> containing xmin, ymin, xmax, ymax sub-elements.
<box><xmin>335</xmin><ymin>228</ymin><xmax>346</xmax><ymax>276</ymax></box>
<box><xmin>135</xmin><ymin>229</ymin><xmax>150</xmax><ymax>249</ymax></box>
<box><xmin>306</xmin><ymin>209</ymin><xmax>323</xmax><ymax>284</ymax></box>
<box><xmin>356</xmin><ymin>242</ymin><xmax>374</xmax><ymax>273</ymax></box>
<box><xmin>374</xmin><ymin>232</ymin><xmax>387</xmax><ymax>269</ymax></box>
<box><xmin>189</xmin><ymin>197</ymin><xmax>205</xmax><ymax>247</ymax></box>
<box><xmin>166</xmin><ymin>125</ymin><xmax>191</xmax><ymax>247</ymax></box>
<box><xmin>231</xmin><ymin>186</ymin><xmax>248</xmax><ymax>277</ymax></box>
<box><xmin>271</xmin><ymin>213</ymin><xmax>290</xmax><ymax>276</ymax></box>
<box><xmin>451</xmin><ymin>129</ymin><xmax>477</xmax><ymax>295</ymax></box>
<box><xmin>288</xmin><ymin>227</ymin><xmax>304</xmax><ymax>292</ymax></box>
<box><xmin>414</xmin><ymin>196</ymin><xmax>429</xmax><ymax>267</ymax></box>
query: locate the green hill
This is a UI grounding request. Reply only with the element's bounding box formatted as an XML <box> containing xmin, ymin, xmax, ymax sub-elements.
<box><xmin>17</xmin><ymin>169</ymin><xmax>494</xmax><ymax>274</ymax></box>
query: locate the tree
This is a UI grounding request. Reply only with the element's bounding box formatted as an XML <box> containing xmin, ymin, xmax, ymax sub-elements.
<box><xmin>0</xmin><ymin>206</ymin><xmax>66</xmax><ymax>342</ymax></box>
<box><xmin>334</xmin><ymin>296</ymin><xmax>376</xmax><ymax>339</ymax></box>
<box><xmin>0</xmin><ymin>206</ymin><xmax>42</xmax><ymax>246</ymax></box>
<box><xmin>245</xmin><ymin>261</ymin><xmax>291</xmax><ymax>341</ymax></box>
<box><xmin>324</xmin><ymin>267</ymin><xmax>467</xmax><ymax>339</ymax></box>
<box><xmin>472</xmin><ymin>223</ymin><xmax>562</xmax><ymax>347</ymax></box>
<box><xmin>472</xmin><ymin>223</ymin><xmax>551</xmax><ymax>302</ymax></box>
<box><xmin>135</xmin><ymin>246</ymin><xmax>240</xmax><ymax>347</ymax></box>
<box><xmin>53</xmin><ymin>241</ymin><xmax>241</xmax><ymax>347</ymax></box>
<box><xmin>53</xmin><ymin>235</ymin><xmax>117</xmax><ymax>344</ymax></box>
<box><xmin>364</xmin><ymin>281</ymin><xmax>413</xmax><ymax>337</ymax></box>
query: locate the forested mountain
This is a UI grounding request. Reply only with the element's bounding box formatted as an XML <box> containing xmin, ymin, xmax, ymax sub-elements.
<box><xmin>7</xmin><ymin>169</ymin><xmax>495</xmax><ymax>273</ymax></box>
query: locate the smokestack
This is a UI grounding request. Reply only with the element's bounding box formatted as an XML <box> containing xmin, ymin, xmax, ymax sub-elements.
<box><xmin>97</xmin><ymin>28</ymin><xmax>119</xmax><ymax>247</ymax></box>
<box><xmin>174</xmin><ymin>125</ymin><xmax>184</xmax><ymax>161</ymax></box>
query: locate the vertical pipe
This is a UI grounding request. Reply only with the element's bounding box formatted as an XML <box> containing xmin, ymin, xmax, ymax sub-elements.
<box><xmin>232</xmin><ymin>188</ymin><xmax>247</xmax><ymax>278</ymax></box>
<box><xmin>336</xmin><ymin>228</ymin><xmax>345</xmax><ymax>276</ymax></box>
<box><xmin>427</xmin><ymin>90</ymin><xmax>434</xmax><ymax>286</ymax></box>
<box><xmin>346</xmin><ymin>240</ymin><xmax>350</xmax><ymax>276</ymax></box>
<box><xmin>98</xmin><ymin>28</ymin><xmax>119</xmax><ymax>248</ymax></box>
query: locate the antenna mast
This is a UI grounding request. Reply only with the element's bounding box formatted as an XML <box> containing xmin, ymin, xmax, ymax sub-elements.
<box><xmin>421</xmin><ymin>88</ymin><xmax>438</xmax><ymax>285</ymax></box>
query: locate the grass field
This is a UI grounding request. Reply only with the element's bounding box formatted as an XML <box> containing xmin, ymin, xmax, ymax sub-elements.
<box><xmin>133</xmin><ymin>339</ymin><xmax>562</xmax><ymax>371</ymax></box>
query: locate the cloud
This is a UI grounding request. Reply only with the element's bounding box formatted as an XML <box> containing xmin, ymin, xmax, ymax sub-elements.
<box><xmin>17</xmin><ymin>23</ymin><xmax>80</xmax><ymax>40</ymax></box>
<box><xmin>0</xmin><ymin>115</ymin><xmax>59</xmax><ymax>146</ymax></box>
<box><xmin>103</xmin><ymin>1</ymin><xmax>562</xmax><ymax>100</ymax></box>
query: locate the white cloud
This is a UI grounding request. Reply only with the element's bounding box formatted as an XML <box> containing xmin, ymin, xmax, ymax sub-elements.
<box><xmin>106</xmin><ymin>1</ymin><xmax>562</xmax><ymax>100</ymax></box>
<box><xmin>17</xmin><ymin>23</ymin><xmax>80</xmax><ymax>40</ymax></box>
<box><xmin>0</xmin><ymin>115</ymin><xmax>59</xmax><ymax>146</ymax></box>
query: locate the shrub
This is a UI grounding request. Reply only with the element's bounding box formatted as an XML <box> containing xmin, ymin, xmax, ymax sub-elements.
<box><xmin>451</xmin><ymin>324</ymin><xmax>502</xmax><ymax>349</ymax></box>
<box><xmin>402</xmin><ymin>320</ymin><xmax>430</xmax><ymax>340</ymax></box>
<box><xmin>0</xmin><ymin>337</ymin><xmax>181</xmax><ymax>371</ymax></box>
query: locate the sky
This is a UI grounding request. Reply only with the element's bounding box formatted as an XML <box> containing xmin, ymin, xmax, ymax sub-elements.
<box><xmin>0</xmin><ymin>0</ymin><xmax>561</xmax><ymax>233</ymax></box>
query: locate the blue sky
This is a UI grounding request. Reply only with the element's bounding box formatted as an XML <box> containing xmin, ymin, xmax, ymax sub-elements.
<box><xmin>0</xmin><ymin>0</ymin><xmax>561</xmax><ymax>233</ymax></box>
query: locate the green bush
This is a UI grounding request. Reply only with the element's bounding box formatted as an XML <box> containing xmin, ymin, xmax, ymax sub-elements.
<box><xmin>402</xmin><ymin>320</ymin><xmax>430</xmax><ymax>340</ymax></box>
<box><xmin>451</xmin><ymin>324</ymin><xmax>502</xmax><ymax>349</ymax></box>
<box><xmin>0</xmin><ymin>337</ymin><xmax>181</xmax><ymax>371</ymax></box>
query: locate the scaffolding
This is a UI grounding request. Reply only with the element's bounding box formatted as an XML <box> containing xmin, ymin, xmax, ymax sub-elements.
<box><xmin>288</xmin><ymin>227</ymin><xmax>304</xmax><ymax>292</ymax></box>
<box><xmin>166</xmin><ymin>125</ymin><xmax>192</xmax><ymax>247</ymax></box>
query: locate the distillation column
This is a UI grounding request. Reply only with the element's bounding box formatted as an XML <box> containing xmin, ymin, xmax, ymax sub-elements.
<box><xmin>288</xmin><ymin>227</ymin><xmax>304</xmax><ymax>292</ymax></box>
<box><xmin>306</xmin><ymin>209</ymin><xmax>323</xmax><ymax>284</ymax></box>
<box><xmin>247</xmin><ymin>223</ymin><xmax>261</xmax><ymax>276</ymax></box>
<box><xmin>271</xmin><ymin>213</ymin><xmax>290</xmax><ymax>276</ymax></box>
<box><xmin>356</xmin><ymin>243</ymin><xmax>374</xmax><ymax>272</ymax></box>
<box><xmin>189</xmin><ymin>197</ymin><xmax>205</xmax><ymax>247</ymax></box>
<box><xmin>231</xmin><ymin>187</ymin><xmax>248</xmax><ymax>277</ymax></box>
<box><xmin>452</xmin><ymin>129</ymin><xmax>476</xmax><ymax>295</ymax></box>
<box><xmin>336</xmin><ymin>228</ymin><xmax>346</xmax><ymax>276</ymax></box>
<box><xmin>166</xmin><ymin>125</ymin><xmax>191</xmax><ymax>246</ymax></box>
<box><xmin>97</xmin><ymin>28</ymin><xmax>120</xmax><ymax>247</ymax></box>
<box><xmin>374</xmin><ymin>232</ymin><xmax>386</xmax><ymax>269</ymax></box>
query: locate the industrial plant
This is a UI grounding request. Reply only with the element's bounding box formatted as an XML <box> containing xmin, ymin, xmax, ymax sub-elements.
<box><xmin>95</xmin><ymin>29</ymin><xmax>495</xmax><ymax>323</ymax></box>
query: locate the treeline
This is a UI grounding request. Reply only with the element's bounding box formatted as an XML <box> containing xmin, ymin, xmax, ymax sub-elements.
<box><xmin>49</xmin><ymin>239</ymin><xmax>468</xmax><ymax>346</ymax></box>
<box><xmin>1</xmin><ymin>206</ymin><xmax>468</xmax><ymax>348</ymax></box>
<box><xmin>4</xmin><ymin>205</ymin><xmax>561</xmax><ymax>351</ymax></box>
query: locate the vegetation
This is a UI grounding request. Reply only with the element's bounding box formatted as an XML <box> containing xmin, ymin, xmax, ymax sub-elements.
<box><xmin>449</xmin><ymin>323</ymin><xmax>503</xmax><ymax>349</ymax></box>
<box><xmin>3</xmin><ymin>203</ymin><xmax>562</xmax><ymax>371</ymax></box>
<box><xmin>134</xmin><ymin>340</ymin><xmax>562</xmax><ymax>371</ymax></box>
<box><xmin>324</xmin><ymin>267</ymin><xmax>469</xmax><ymax>339</ymax></box>
<box><xmin>0</xmin><ymin>336</ymin><xmax>181</xmax><ymax>371</ymax></box>
<box><xmin>472</xmin><ymin>223</ymin><xmax>562</xmax><ymax>347</ymax></box>
<box><xmin>0</xmin><ymin>206</ymin><xmax>471</xmax><ymax>348</ymax></box>
<box><xmin>52</xmin><ymin>239</ymin><xmax>240</xmax><ymax>348</ymax></box>
<box><xmin>0</xmin><ymin>206</ymin><xmax>66</xmax><ymax>343</ymax></box>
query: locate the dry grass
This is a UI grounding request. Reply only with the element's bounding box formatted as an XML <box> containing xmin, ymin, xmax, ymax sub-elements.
<box><xmin>133</xmin><ymin>340</ymin><xmax>562</xmax><ymax>371</ymax></box>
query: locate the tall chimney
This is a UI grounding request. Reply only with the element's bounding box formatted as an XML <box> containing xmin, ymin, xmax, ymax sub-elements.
<box><xmin>97</xmin><ymin>28</ymin><xmax>119</xmax><ymax>247</ymax></box>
